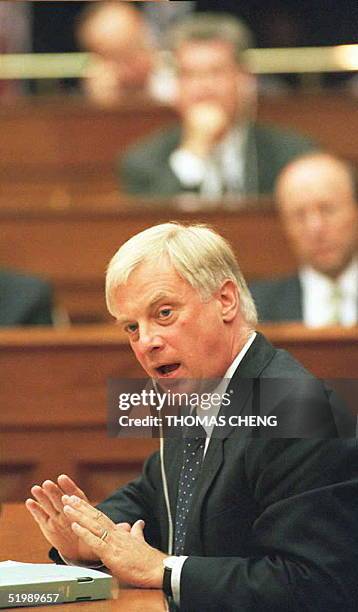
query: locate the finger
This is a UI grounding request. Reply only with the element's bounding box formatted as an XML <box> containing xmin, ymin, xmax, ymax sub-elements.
<box><xmin>57</xmin><ymin>474</ymin><xmax>88</xmax><ymax>500</ymax></box>
<box><xmin>25</xmin><ymin>498</ymin><xmax>51</xmax><ymax>525</ymax></box>
<box><xmin>62</xmin><ymin>498</ymin><xmax>114</xmax><ymax>538</ymax></box>
<box><xmin>41</xmin><ymin>480</ymin><xmax>66</xmax><ymax>513</ymax></box>
<box><xmin>130</xmin><ymin>519</ymin><xmax>145</xmax><ymax>540</ymax></box>
<box><xmin>62</xmin><ymin>495</ymin><xmax>107</xmax><ymax>524</ymax></box>
<box><xmin>71</xmin><ymin>522</ymin><xmax>108</xmax><ymax>556</ymax></box>
<box><xmin>30</xmin><ymin>484</ymin><xmax>61</xmax><ymax>520</ymax></box>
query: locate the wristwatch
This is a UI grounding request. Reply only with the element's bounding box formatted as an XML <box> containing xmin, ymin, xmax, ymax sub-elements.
<box><xmin>162</xmin><ymin>556</ymin><xmax>176</xmax><ymax>598</ymax></box>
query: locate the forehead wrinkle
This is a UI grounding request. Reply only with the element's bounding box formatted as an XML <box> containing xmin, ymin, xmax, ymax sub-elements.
<box><xmin>114</xmin><ymin>288</ymin><xmax>181</xmax><ymax>324</ymax></box>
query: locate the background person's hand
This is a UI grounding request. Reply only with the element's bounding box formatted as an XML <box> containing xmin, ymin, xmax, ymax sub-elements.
<box><xmin>181</xmin><ymin>102</ymin><xmax>230</xmax><ymax>158</ymax></box>
<box><xmin>83</xmin><ymin>58</ymin><xmax>122</xmax><ymax>107</ymax></box>
<box><xmin>25</xmin><ymin>474</ymin><xmax>99</xmax><ymax>563</ymax></box>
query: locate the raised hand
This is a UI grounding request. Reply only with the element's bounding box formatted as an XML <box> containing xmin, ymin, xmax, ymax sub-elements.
<box><xmin>181</xmin><ymin>102</ymin><xmax>230</xmax><ymax>158</ymax></box>
<box><xmin>62</xmin><ymin>495</ymin><xmax>166</xmax><ymax>588</ymax></box>
<box><xmin>25</xmin><ymin>474</ymin><xmax>98</xmax><ymax>563</ymax></box>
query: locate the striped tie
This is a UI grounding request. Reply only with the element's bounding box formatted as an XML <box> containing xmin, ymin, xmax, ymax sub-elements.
<box><xmin>329</xmin><ymin>282</ymin><xmax>343</xmax><ymax>324</ymax></box>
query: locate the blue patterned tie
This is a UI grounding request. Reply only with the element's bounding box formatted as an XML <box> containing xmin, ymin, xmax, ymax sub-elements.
<box><xmin>174</xmin><ymin>413</ymin><xmax>206</xmax><ymax>555</ymax></box>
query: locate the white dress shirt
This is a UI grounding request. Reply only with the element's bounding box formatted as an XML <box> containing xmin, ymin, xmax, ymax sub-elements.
<box><xmin>169</xmin><ymin>126</ymin><xmax>248</xmax><ymax>199</ymax></box>
<box><xmin>299</xmin><ymin>259</ymin><xmax>358</xmax><ymax>327</ymax></box>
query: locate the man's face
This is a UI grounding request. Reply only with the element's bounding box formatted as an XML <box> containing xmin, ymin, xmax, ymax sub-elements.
<box><xmin>277</xmin><ymin>160</ymin><xmax>358</xmax><ymax>277</ymax></box>
<box><xmin>113</xmin><ymin>258</ymin><xmax>233</xmax><ymax>383</ymax></box>
<box><xmin>87</xmin><ymin>11</ymin><xmax>152</xmax><ymax>89</ymax></box>
<box><xmin>175</xmin><ymin>39</ymin><xmax>251</xmax><ymax>124</ymax></box>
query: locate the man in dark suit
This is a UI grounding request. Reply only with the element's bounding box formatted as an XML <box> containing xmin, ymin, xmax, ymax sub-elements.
<box><xmin>119</xmin><ymin>13</ymin><xmax>315</xmax><ymax>198</ymax></box>
<box><xmin>250</xmin><ymin>153</ymin><xmax>358</xmax><ymax>325</ymax></box>
<box><xmin>0</xmin><ymin>269</ymin><xmax>53</xmax><ymax>325</ymax></box>
<box><xmin>26</xmin><ymin>223</ymin><xmax>357</xmax><ymax>611</ymax></box>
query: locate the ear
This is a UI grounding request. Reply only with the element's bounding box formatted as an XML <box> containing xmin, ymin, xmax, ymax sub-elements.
<box><xmin>216</xmin><ymin>279</ymin><xmax>240</xmax><ymax>322</ymax></box>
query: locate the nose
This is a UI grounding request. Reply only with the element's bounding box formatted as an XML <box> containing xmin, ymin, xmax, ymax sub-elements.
<box><xmin>304</xmin><ymin>211</ymin><xmax>324</xmax><ymax>235</ymax></box>
<box><xmin>137</xmin><ymin>322</ymin><xmax>164</xmax><ymax>354</ymax></box>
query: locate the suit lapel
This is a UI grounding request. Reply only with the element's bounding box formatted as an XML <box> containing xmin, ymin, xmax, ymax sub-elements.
<box><xmin>163</xmin><ymin>437</ymin><xmax>184</xmax><ymax>523</ymax></box>
<box><xmin>183</xmin><ymin>333</ymin><xmax>277</xmax><ymax>552</ymax></box>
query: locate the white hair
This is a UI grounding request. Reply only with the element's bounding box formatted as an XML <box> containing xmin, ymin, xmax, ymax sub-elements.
<box><xmin>106</xmin><ymin>222</ymin><xmax>257</xmax><ymax>325</ymax></box>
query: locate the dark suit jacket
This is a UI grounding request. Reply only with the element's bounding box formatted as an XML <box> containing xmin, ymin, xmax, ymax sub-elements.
<box><xmin>118</xmin><ymin>123</ymin><xmax>316</xmax><ymax>197</ymax></box>
<box><xmin>51</xmin><ymin>333</ymin><xmax>358</xmax><ymax>611</ymax></box>
<box><xmin>250</xmin><ymin>274</ymin><xmax>358</xmax><ymax>323</ymax></box>
<box><xmin>0</xmin><ymin>269</ymin><xmax>53</xmax><ymax>326</ymax></box>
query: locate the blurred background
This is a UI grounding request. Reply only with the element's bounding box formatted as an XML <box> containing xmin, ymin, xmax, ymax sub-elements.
<box><xmin>0</xmin><ymin>1</ymin><xmax>357</xmax><ymax>506</ymax></box>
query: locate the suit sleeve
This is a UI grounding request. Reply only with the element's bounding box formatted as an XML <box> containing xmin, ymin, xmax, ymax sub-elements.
<box><xmin>118</xmin><ymin>149</ymin><xmax>184</xmax><ymax>197</ymax></box>
<box><xmin>180</xmin><ymin>438</ymin><xmax>358</xmax><ymax>612</ymax></box>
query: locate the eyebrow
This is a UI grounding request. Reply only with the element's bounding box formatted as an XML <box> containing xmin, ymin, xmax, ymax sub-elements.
<box><xmin>148</xmin><ymin>291</ymin><xmax>175</xmax><ymax>309</ymax></box>
<box><xmin>116</xmin><ymin>292</ymin><xmax>177</xmax><ymax>326</ymax></box>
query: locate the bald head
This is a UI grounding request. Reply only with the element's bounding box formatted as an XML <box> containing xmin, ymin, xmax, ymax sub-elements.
<box><xmin>275</xmin><ymin>153</ymin><xmax>358</xmax><ymax>278</ymax></box>
<box><xmin>78</xmin><ymin>3</ymin><xmax>150</xmax><ymax>52</ymax></box>
<box><xmin>77</xmin><ymin>2</ymin><xmax>154</xmax><ymax>92</ymax></box>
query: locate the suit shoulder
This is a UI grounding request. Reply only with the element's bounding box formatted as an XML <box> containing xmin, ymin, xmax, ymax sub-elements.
<box><xmin>120</xmin><ymin>125</ymin><xmax>181</xmax><ymax>167</ymax></box>
<box><xmin>0</xmin><ymin>269</ymin><xmax>51</xmax><ymax>296</ymax></box>
<box><xmin>250</xmin><ymin>276</ymin><xmax>299</xmax><ymax>305</ymax></box>
<box><xmin>254</xmin><ymin>123</ymin><xmax>316</xmax><ymax>150</ymax></box>
<box><xmin>263</xmin><ymin>346</ymin><xmax>313</xmax><ymax>378</ymax></box>
<box><xmin>250</xmin><ymin>276</ymin><xmax>301</xmax><ymax>323</ymax></box>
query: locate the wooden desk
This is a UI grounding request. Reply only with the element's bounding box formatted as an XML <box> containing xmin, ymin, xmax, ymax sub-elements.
<box><xmin>0</xmin><ymin>97</ymin><xmax>176</xmax><ymax>193</ymax></box>
<box><xmin>0</xmin><ymin>203</ymin><xmax>295</xmax><ymax>322</ymax></box>
<box><xmin>0</xmin><ymin>503</ymin><xmax>167</xmax><ymax>611</ymax></box>
<box><xmin>0</xmin><ymin>324</ymin><xmax>357</xmax><ymax>502</ymax></box>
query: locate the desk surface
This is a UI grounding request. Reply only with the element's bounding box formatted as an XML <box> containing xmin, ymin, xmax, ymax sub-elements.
<box><xmin>0</xmin><ymin>504</ymin><xmax>167</xmax><ymax>611</ymax></box>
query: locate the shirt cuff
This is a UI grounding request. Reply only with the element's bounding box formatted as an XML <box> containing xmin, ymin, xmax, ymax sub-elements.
<box><xmin>59</xmin><ymin>551</ymin><xmax>105</xmax><ymax>570</ymax></box>
<box><xmin>169</xmin><ymin>149</ymin><xmax>206</xmax><ymax>187</ymax></box>
<box><xmin>171</xmin><ymin>555</ymin><xmax>188</xmax><ymax>606</ymax></box>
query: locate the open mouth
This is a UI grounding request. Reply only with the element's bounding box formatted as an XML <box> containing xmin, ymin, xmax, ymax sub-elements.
<box><xmin>156</xmin><ymin>363</ymin><xmax>181</xmax><ymax>377</ymax></box>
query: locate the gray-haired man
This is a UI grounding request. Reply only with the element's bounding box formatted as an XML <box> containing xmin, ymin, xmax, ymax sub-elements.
<box><xmin>27</xmin><ymin>223</ymin><xmax>357</xmax><ymax>611</ymax></box>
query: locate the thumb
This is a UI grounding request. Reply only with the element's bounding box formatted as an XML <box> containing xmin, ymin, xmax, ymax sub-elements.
<box><xmin>131</xmin><ymin>519</ymin><xmax>145</xmax><ymax>540</ymax></box>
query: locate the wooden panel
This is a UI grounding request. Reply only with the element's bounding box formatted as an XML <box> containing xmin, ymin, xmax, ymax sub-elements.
<box><xmin>0</xmin><ymin>204</ymin><xmax>296</xmax><ymax>322</ymax></box>
<box><xmin>0</xmin><ymin>97</ymin><xmax>177</xmax><ymax>185</ymax></box>
<box><xmin>257</xmin><ymin>93</ymin><xmax>358</xmax><ymax>164</ymax></box>
<box><xmin>0</xmin><ymin>430</ymin><xmax>158</xmax><ymax>503</ymax></box>
<box><xmin>0</xmin><ymin>94</ymin><xmax>356</xmax><ymax>187</ymax></box>
<box><xmin>1</xmin><ymin>325</ymin><xmax>357</xmax><ymax>502</ymax></box>
<box><xmin>0</xmin><ymin>93</ymin><xmax>355</xmax><ymax>208</ymax></box>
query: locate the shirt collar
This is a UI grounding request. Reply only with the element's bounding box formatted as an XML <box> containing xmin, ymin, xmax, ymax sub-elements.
<box><xmin>223</xmin><ymin>331</ymin><xmax>257</xmax><ymax>380</ymax></box>
<box><xmin>299</xmin><ymin>258</ymin><xmax>358</xmax><ymax>298</ymax></box>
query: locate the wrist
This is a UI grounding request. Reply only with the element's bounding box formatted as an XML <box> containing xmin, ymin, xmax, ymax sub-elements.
<box><xmin>162</xmin><ymin>556</ymin><xmax>177</xmax><ymax>598</ymax></box>
<box><xmin>147</xmin><ymin>551</ymin><xmax>167</xmax><ymax>589</ymax></box>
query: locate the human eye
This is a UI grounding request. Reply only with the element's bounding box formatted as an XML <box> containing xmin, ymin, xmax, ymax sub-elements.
<box><xmin>158</xmin><ymin>307</ymin><xmax>173</xmax><ymax>320</ymax></box>
<box><xmin>320</xmin><ymin>203</ymin><xmax>339</xmax><ymax>217</ymax></box>
<box><xmin>124</xmin><ymin>322</ymin><xmax>138</xmax><ymax>335</ymax></box>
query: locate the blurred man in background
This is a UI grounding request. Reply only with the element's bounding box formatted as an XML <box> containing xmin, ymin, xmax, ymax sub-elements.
<box><xmin>0</xmin><ymin>270</ymin><xmax>54</xmax><ymax>326</ymax></box>
<box><xmin>119</xmin><ymin>13</ymin><xmax>316</xmax><ymax>198</ymax></box>
<box><xmin>251</xmin><ymin>153</ymin><xmax>358</xmax><ymax>326</ymax></box>
<box><xmin>76</xmin><ymin>1</ymin><xmax>174</xmax><ymax>107</ymax></box>
<box><xmin>0</xmin><ymin>1</ymin><xmax>31</xmax><ymax>98</ymax></box>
